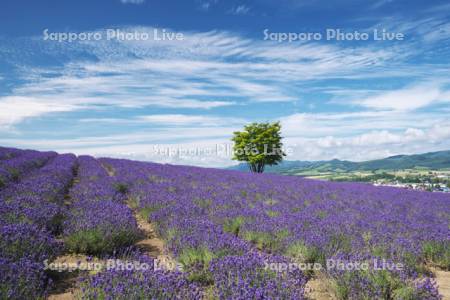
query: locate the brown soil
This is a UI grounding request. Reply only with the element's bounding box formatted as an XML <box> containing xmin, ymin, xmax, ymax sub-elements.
<box><xmin>433</xmin><ymin>268</ymin><xmax>450</xmax><ymax>300</ymax></box>
<box><xmin>304</xmin><ymin>268</ymin><xmax>450</xmax><ymax>300</ymax></box>
<box><xmin>48</xmin><ymin>293</ymin><xmax>75</xmax><ymax>300</ymax></box>
<box><xmin>127</xmin><ymin>200</ymin><xmax>179</xmax><ymax>270</ymax></box>
<box><xmin>48</xmin><ymin>164</ymin><xmax>174</xmax><ymax>299</ymax></box>
<box><xmin>133</xmin><ymin>212</ymin><xmax>164</xmax><ymax>256</ymax></box>
<box><xmin>47</xmin><ymin>255</ymin><xmax>105</xmax><ymax>300</ymax></box>
<box><xmin>46</xmin><ymin>209</ymin><xmax>174</xmax><ymax>300</ymax></box>
<box><xmin>103</xmin><ymin>164</ymin><xmax>115</xmax><ymax>176</ymax></box>
<box><xmin>305</xmin><ymin>273</ymin><xmax>336</xmax><ymax>300</ymax></box>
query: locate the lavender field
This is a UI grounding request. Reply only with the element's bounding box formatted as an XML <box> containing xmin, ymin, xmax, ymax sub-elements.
<box><xmin>0</xmin><ymin>146</ymin><xmax>449</xmax><ymax>299</ymax></box>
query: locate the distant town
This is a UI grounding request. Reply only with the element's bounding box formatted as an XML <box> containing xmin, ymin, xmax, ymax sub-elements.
<box><xmin>313</xmin><ymin>169</ymin><xmax>450</xmax><ymax>193</ymax></box>
<box><xmin>231</xmin><ymin>150</ymin><xmax>450</xmax><ymax>193</ymax></box>
<box><xmin>371</xmin><ymin>170</ymin><xmax>450</xmax><ymax>193</ymax></box>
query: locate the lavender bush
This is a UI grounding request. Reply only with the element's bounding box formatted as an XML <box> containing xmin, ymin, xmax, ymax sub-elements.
<box><xmin>0</xmin><ymin>149</ymin><xmax>447</xmax><ymax>299</ymax></box>
<box><xmin>0</xmin><ymin>149</ymin><xmax>55</xmax><ymax>189</ymax></box>
<box><xmin>0</xmin><ymin>146</ymin><xmax>22</xmax><ymax>161</ymax></box>
<box><xmin>210</xmin><ymin>253</ymin><xmax>307</xmax><ymax>299</ymax></box>
<box><xmin>0</xmin><ymin>148</ymin><xmax>72</xmax><ymax>299</ymax></box>
<box><xmin>63</xmin><ymin>156</ymin><xmax>141</xmax><ymax>255</ymax></box>
<box><xmin>0</xmin><ymin>223</ymin><xmax>61</xmax><ymax>262</ymax></box>
<box><xmin>63</xmin><ymin>199</ymin><xmax>141</xmax><ymax>255</ymax></box>
<box><xmin>102</xmin><ymin>157</ymin><xmax>447</xmax><ymax>299</ymax></box>
<box><xmin>0</xmin><ymin>153</ymin><xmax>77</xmax><ymax>232</ymax></box>
<box><xmin>77</xmin><ymin>254</ymin><xmax>202</xmax><ymax>300</ymax></box>
<box><xmin>0</xmin><ymin>257</ymin><xmax>49</xmax><ymax>300</ymax></box>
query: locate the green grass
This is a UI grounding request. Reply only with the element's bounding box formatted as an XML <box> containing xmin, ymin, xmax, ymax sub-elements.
<box><xmin>164</xmin><ymin>227</ymin><xmax>179</xmax><ymax>242</ymax></box>
<box><xmin>222</xmin><ymin>216</ymin><xmax>245</xmax><ymax>237</ymax></box>
<box><xmin>138</xmin><ymin>204</ymin><xmax>164</xmax><ymax>221</ymax></box>
<box><xmin>316</xmin><ymin>210</ymin><xmax>328</xmax><ymax>219</ymax></box>
<box><xmin>285</xmin><ymin>241</ymin><xmax>324</xmax><ymax>266</ymax></box>
<box><xmin>8</xmin><ymin>168</ymin><xmax>20</xmax><ymax>182</ymax></box>
<box><xmin>193</xmin><ymin>198</ymin><xmax>213</xmax><ymax>209</ymax></box>
<box><xmin>265</xmin><ymin>210</ymin><xmax>280</xmax><ymax>218</ymax></box>
<box><xmin>392</xmin><ymin>286</ymin><xmax>417</xmax><ymax>300</ymax></box>
<box><xmin>242</xmin><ymin>229</ymin><xmax>289</xmax><ymax>253</ymax></box>
<box><xmin>290</xmin><ymin>206</ymin><xmax>302</xmax><ymax>213</ymax></box>
<box><xmin>326</xmin><ymin>233</ymin><xmax>353</xmax><ymax>255</ymax></box>
<box><xmin>178</xmin><ymin>247</ymin><xmax>215</xmax><ymax>284</ymax></box>
<box><xmin>113</xmin><ymin>182</ymin><xmax>128</xmax><ymax>194</ymax></box>
<box><xmin>422</xmin><ymin>241</ymin><xmax>450</xmax><ymax>270</ymax></box>
<box><xmin>331</xmin><ymin>268</ymin><xmax>405</xmax><ymax>300</ymax></box>
<box><xmin>64</xmin><ymin>228</ymin><xmax>140</xmax><ymax>255</ymax></box>
<box><xmin>264</xmin><ymin>198</ymin><xmax>278</xmax><ymax>206</ymax></box>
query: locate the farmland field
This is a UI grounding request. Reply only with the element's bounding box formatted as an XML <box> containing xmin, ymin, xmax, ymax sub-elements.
<box><xmin>0</xmin><ymin>146</ymin><xmax>449</xmax><ymax>299</ymax></box>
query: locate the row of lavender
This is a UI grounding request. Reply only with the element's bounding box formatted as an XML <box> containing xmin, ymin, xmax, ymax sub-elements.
<box><xmin>0</xmin><ymin>147</ymin><xmax>22</xmax><ymax>161</ymax></box>
<box><xmin>98</xmin><ymin>158</ymin><xmax>309</xmax><ymax>299</ymax></box>
<box><xmin>0</xmin><ymin>148</ymin><xmax>202</xmax><ymax>299</ymax></box>
<box><xmin>1</xmin><ymin>147</ymin><xmax>447</xmax><ymax>299</ymax></box>
<box><xmin>63</xmin><ymin>156</ymin><xmax>203</xmax><ymax>299</ymax></box>
<box><xmin>0</xmin><ymin>147</ymin><xmax>76</xmax><ymax>299</ymax></box>
<box><xmin>98</xmin><ymin>158</ymin><xmax>448</xmax><ymax>299</ymax></box>
<box><xmin>0</xmin><ymin>147</ymin><xmax>54</xmax><ymax>189</ymax></box>
<box><xmin>62</xmin><ymin>155</ymin><xmax>142</xmax><ymax>255</ymax></box>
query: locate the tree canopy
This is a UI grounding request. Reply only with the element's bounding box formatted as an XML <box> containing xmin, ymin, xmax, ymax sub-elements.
<box><xmin>232</xmin><ymin>122</ymin><xmax>286</xmax><ymax>173</ymax></box>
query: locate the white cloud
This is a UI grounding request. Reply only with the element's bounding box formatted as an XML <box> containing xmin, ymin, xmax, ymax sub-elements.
<box><xmin>355</xmin><ymin>83</ymin><xmax>449</xmax><ymax>111</ymax></box>
<box><xmin>0</xmin><ymin>96</ymin><xmax>81</xmax><ymax>128</ymax></box>
<box><xmin>3</xmin><ymin>106</ymin><xmax>449</xmax><ymax>166</ymax></box>
<box><xmin>281</xmin><ymin>110</ymin><xmax>450</xmax><ymax>138</ymax></box>
<box><xmin>279</xmin><ymin>109</ymin><xmax>450</xmax><ymax>162</ymax></box>
<box><xmin>120</xmin><ymin>0</ymin><xmax>145</xmax><ymax>4</ymax></box>
<box><xmin>3</xmin><ymin>121</ymin><xmax>449</xmax><ymax>166</ymax></box>
<box><xmin>283</xmin><ymin>125</ymin><xmax>450</xmax><ymax>162</ymax></box>
<box><xmin>368</xmin><ymin>13</ymin><xmax>450</xmax><ymax>44</ymax></box>
<box><xmin>6</xmin><ymin>27</ymin><xmax>383</xmax><ymax>126</ymax></box>
<box><xmin>138</xmin><ymin>114</ymin><xmax>245</xmax><ymax>126</ymax></box>
<box><xmin>198</xmin><ymin>0</ymin><xmax>218</xmax><ymax>11</ymax></box>
<box><xmin>1</xmin><ymin>26</ymin><xmax>449</xmax><ymax>166</ymax></box>
<box><xmin>0</xmin><ymin>129</ymin><xmax>241</xmax><ymax>167</ymax></box>
<box><xmin>228</xmin><ymin>5</ymin><xmax>250</xmax><ymax>15</ymax></box>
<box><xmin>370</xmin><ymin>0</ymin><xmax>394</xmax><ymax>9</ymax></box>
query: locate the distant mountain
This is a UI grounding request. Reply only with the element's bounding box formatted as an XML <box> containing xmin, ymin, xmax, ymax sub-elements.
<box><xmin>228</xmin><ymin>150</ymin><xmax>450</xmax><ymax>174</ymax></box>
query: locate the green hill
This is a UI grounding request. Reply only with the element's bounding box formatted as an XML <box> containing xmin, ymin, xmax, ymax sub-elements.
<box><xmin>229</xmin><ymin>150</ymin><xmax>450</xmax><ymax>174</ymax></box>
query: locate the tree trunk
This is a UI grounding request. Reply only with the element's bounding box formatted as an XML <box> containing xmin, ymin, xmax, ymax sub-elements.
<box><xmin>248</xmin><ymin>162</ymin><xmax>265</xmax><ymax>173</ymax></box>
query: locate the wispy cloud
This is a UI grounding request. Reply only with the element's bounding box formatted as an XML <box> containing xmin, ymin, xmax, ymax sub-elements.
<box><xmin>197</xmin><ymin>0</ymin><xmax>218</xmax><ymax>11</ymax></box>
<box><xmin>3</xmin><ymin>26</ymin><xmax>407</xmax><ymax>127</ymax></box>
<box><xmin>0</xmin><ymin>96</ymin><xmax>81</xmax><ymax>129</ymax></box>
<box><xmin>137</xmin><ymin>114</ymin><xmax>245</xmax><ymax>126</ymax></box>
<box><xmin>283</xmin><ymin>127</ymin><xmax>450</xmax><ymax>162</ymax></box>
<box><xmin>370</xmin><ymin>0</ymin><xmax>395</xmax><ymax>10</ymax></box>
<box><xmin>228</xmin><ymin>5</ymin><xmax>250</xmax><ymax>15</ymax></box>
<box><xmin>368</xmin><ymin>14</ymin><xmax>450</xmax><ymax>44</ymax></box>
<box><xmin>355</xmin><ymin>83</ymin><xmax>450</xmax><ymax>111</ymax></box>
<box><xmin>282</xmin><ymin>112</ymin><xmax>450</xmax><ymax>161</ymax></box>
<box><xmin>120</xmin><ymin>0</ymin><xmax>145</xmax><ymax>4</ymax></box>
<box><xmin>80</xmin><ymin>114</ymin><xmax>246</xmax><ymax>127</ymax></box>
<box><xmin>1</xmin><ymin>22</ymin><xmax>449</xmax><ymax>165</ymax></box>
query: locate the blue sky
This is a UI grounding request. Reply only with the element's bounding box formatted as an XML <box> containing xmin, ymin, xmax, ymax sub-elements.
<box><xmin>0</xmin><ymin>0</ymin><xmax>450</xmax><ymax>166</ymax></box>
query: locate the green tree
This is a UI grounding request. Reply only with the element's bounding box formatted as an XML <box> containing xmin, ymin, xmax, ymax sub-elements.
<box><xmin>232</xmin><ymin>122</ymin><xmax>286</xmax><ymax>173</ymax></box>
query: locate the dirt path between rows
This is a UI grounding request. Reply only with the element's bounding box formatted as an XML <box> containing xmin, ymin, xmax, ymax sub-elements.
<box><xmin>47</xmin><ymin>210</ymin><xmax>171</xmax><ymax>300</ymax></box>
<box><xmin>434</xmin><ymin>268</ymin><xmax>450</xmax><ymax>300</ymax></box>
<box><xmin>47</xmin><ymin>254</ymin><xmax>105</xmax><ymax>300</ymax></box>
<box><xmin>304</xmin><ymin>268</ymin><xmax>450</xmax><ymax>300</ymax></box>
<box><xmin>126</xmin><ymin>199</ymin><xmax>179</xmax><ymax>271</ymax></box>
<box><xmin>305</xmin><ymin>273</ymin><xmax>336</xmax><ymax>300</ymax></box>
<box><xmin>48</xmin><ymin>165</ymin><xmax>174</xmax><ymax>299</ymax></box>
<box><xmin>51</xmin><ymin>164</ymin><xmax>449</xmax><ymax>300</ymax></box>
